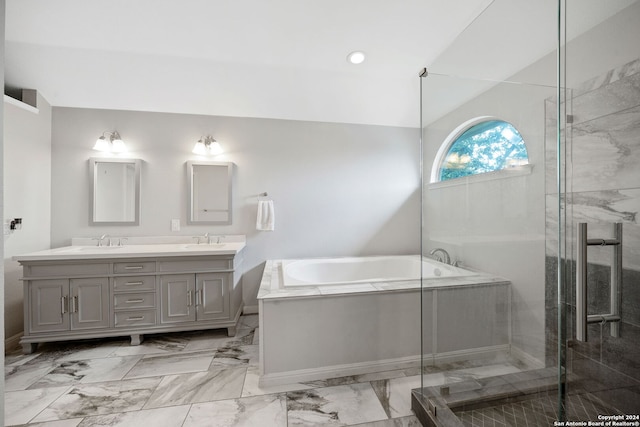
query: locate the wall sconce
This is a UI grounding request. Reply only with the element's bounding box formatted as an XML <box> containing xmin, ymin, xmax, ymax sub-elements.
<box><xmin>192</xmin><ymin>135</ymin><xmax>223</xmax><ymax>156</ymax></box>
<box><xmin>93</xmin><ymin>131</ymin><xmax>127</xmax><ymax>153</ymax></box>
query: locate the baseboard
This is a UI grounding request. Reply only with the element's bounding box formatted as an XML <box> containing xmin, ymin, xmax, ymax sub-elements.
<box><xmin>510</xmin><ymin>345</ymin><xmax>545</xmax><ymax>370</ymax></box>
<box><xmin>422</xmin><ymin>344</ymin><xmax>511</xmax><ymax>366</ymax></box>
<box><xmin>5</xmin><ymin>332</ymin><xmax>23</xmax><ymax>352</ymax></box>
<box><xmin>260</xmin><ymin>355</ymin><xmax>422</xmax><ymax>387</ymax></box>
<box><xmin>243</xmin><ymin>304</ymin><xmax>259</xmax><ymax>315</ymax></box>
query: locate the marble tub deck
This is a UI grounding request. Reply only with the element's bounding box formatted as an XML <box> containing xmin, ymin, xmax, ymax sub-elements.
<box><xmin>5</xmin><ymin>315</ymin><xmax>525</xmax><ymax>427</ymax></box>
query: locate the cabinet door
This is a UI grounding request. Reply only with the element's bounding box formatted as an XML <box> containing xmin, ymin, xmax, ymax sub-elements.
<box><xmin>160</xmin><ymin>274</ymin><xmax>196</xmax><ymax>324</ymax></box>
<box><xmin>29</xmin><ymin>280</ymin><xmax>70</xmax><ymax>333</ymax></box>
<box><xmin>70</xmin><ymin>278</ymin><xmax>110</xmax><ymax>330</ymax></box>
<box><xmin>196</xmin><ymin>273</ymin><xmax>230</xmax><ymax>321</ymax></box>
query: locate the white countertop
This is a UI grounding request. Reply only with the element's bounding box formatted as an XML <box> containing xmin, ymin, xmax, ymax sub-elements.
<box><xmin>13</xmin><ymin>238</ymin><xmax>246</xmax><ymax>262</ymax></box>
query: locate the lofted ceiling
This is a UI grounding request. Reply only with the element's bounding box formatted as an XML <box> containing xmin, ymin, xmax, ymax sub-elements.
<box><xmin>4</xmin><ymin>0</ymin><xmax>635</xmax><ymax>128</ymax></box>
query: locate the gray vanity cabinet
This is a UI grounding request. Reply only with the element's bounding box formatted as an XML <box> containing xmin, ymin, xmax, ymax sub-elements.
<box><xmin>29</xmin><ymin>280</ymin><xmax>69</xmax><ymax>333</ymax></box>
<box><xmin>160</xmin><ymin>272</ymin><xmax>231</xmax><ymax>324</ymax></box>
<box><xmin>19</xmin><ymin>252</ymin><xmax>243</xmax><ymax>354</ymax></box>
<box><xmin>113</xmin><ymin>274</ymin><xmax>157</xmax><ymax>334</ymax></box>
<box><xmin>70</xmin><ymin>278</ymin><xmax>110</xmax><ymax>330</ymax></box>
<box><xmin>196</xmin><ymin>273</ymin><xmax>230</xmax><ymax>321</ymax></box>
<box><xmin>29</xmin><ymin>277</ymin><xmax>109</xmax><ymax>334</ymax></box>
<box><xmin>160</xmin><ymin>274</ymin><xmax>197</xmax><ymax>324</ymax></box>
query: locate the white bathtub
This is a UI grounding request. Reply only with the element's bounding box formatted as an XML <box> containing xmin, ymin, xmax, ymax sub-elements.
<box><xmin>258</xmin><ymin>255</ymin><xmax>511</xmax><ymax>387</ymax></box>
<box><xmin>281</xmin><ymin>255</ymin><xmax>476</xmax><ymax>287</ymax></box>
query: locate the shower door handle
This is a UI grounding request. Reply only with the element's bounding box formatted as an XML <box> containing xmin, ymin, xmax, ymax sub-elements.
<box><xmin>576</xmin><ymin>222</ymin><xmax>622</xmax><ymax>342</ymax></box>
<box><xmin>576</xmin><ymin>223</ymin><xmax>588</xmax><ymax>342</ymax></box>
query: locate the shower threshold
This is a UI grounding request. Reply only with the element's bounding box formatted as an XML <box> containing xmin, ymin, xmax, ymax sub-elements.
<box><xmin>411</xmin><ymin>367</ymin><xmax>621</xmax><ymax>426</ymax></box>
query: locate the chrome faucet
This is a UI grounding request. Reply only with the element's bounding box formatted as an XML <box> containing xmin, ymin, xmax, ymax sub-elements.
<box><xmin>193</xmin><ymin>233</ymin><xmax>220</xmax><ymax>245</ymax></box>
<box><xmin>94</xmin><ymin>234</ymin><xmax>110</xmax><ymax>247</ymax></box>
<box><xmin>430</xmin><ymin>248</ymin><xmax>451</xmax><ymax>265</ymax></box>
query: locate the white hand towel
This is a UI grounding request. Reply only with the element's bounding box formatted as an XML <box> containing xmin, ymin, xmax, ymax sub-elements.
<box><xmin>256</xmin><ymin>200</ymin><xmax>275</xmax><ymax>231</ymax></box>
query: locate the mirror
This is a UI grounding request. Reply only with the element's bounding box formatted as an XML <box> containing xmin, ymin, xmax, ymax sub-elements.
<box><xmin>187</xmin><ymin>161</ymin><xmax>233</xmax><ymax>224</ymax></box>
<box><xmin>89</xmin><ymin>158</ymin><xmax>141</xmax><ymax>225</ymax></box>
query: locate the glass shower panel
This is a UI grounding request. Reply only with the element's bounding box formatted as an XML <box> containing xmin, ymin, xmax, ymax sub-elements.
<box><xmin>413</xmin><ymin>1</ymin><xmax>640</xmax><ymax>425</ymax></box>
<box><xmin>419</xmin><ymin>71</ymin><xmax>555</xmax><ymax>385</ymax></box>
<box><xmin>556</xmin><ymin>0</ymin><xmax>640</xmax><ymax>417</ymax></box>
<box><xmin>415</xmin><ymin>68</ymin><xmax>560</xmax><ymax>427</ymax></box>
<box><xmin>414</xmin><ymin>2</ymin><xmax>559</xmax><ymax>424</ymax></box>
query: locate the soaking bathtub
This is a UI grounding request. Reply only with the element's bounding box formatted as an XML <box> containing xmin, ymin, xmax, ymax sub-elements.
<box><xmin>257</xmin><ymin>255</ymin><xmax>511</xmax><ymax>386</ymax></box>
<box><xmin>281</xmin><ymin>255</ymin><xmax>476</xmax><ymax>287</ymax></box>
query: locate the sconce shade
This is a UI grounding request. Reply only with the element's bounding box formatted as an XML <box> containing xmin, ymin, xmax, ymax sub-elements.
<box><xmin>192</xmin><ymin>139</ymin><xmax>207</xmax><ymax>155</ymax></box>
<box><xmin>193</xmin><ymin>135</ymin><xmax>223</xmax><ymax>155</ymax></box>
<box><xmin>208</xmin><ymin>140</ymin><xmax>224</xmax><ymax>155</ymax></box>
<box><xmin>93</xmin><ymin>131</ymin><xmax>127</xmax><ymax>153</ymax></box>
<box><xmin>111</xmin><ymin>136</ymin><xmax>126</xmax><ymax>153</ymax></box>
<box><xmin>93</xmin><ymin>136</ymin><xmax>110</xmax><ymax>152</ymax></box>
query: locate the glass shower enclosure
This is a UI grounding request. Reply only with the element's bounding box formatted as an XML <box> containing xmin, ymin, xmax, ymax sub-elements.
<box><xmin>554</xmin><ymin>0</ymin><xmax>640</xmax><ymax>419</ymax></box>
<box><xmin>412</xmin><ymin>1</ymin><xmax>640</xmax><ymax>425</ymax></box>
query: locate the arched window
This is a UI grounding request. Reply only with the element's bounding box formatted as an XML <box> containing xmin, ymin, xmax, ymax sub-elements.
<box><xmin>432</xmin><ymin>117</ymin><xmax>529</xmax><ymax>182</ymax></box>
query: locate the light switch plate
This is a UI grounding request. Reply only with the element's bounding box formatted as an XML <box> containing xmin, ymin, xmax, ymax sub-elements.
<box><xmin>171</xmin><ymin>219</ymin><xmax>180</xmax><ymax>231</ymax></box>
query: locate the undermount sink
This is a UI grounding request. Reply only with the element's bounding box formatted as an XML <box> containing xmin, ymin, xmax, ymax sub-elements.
<box><xmin>80</xmin><ymin>246</ymin><xmax>124</xmax><ymax>251</ymax></box>
<box><xmin>53</xmin><ymin>246</ymin><xmax>124</xmax><ymax>254</ymax></box>
<box><xmin>182</xmin><ymin>243</ymin><xmax>226</xmax><ymax>249</ymax></box>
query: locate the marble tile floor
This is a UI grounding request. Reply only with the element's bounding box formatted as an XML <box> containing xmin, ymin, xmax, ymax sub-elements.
<box><xmin>5</xmin><ymin>315</ymin><xmax>525</xmax><ymax>427</ymax></box>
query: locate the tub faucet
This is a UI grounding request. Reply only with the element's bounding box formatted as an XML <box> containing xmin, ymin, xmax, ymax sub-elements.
<box><xmin>430</xmin><ymin>248</ymin><xmax>451</xmax><ymax>265</ymax></box>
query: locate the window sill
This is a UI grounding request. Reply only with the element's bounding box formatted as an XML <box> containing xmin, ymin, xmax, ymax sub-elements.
<box><xmin>428</xmin><ymin>164</ymin><xmax>533</xmax><ymax>190</ymax></box>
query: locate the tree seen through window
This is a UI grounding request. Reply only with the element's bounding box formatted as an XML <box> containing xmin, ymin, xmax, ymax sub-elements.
<box><xmin>439</xmin><ymin>120</ymin><xmax>528</xmax><ymax>181</ymax></box>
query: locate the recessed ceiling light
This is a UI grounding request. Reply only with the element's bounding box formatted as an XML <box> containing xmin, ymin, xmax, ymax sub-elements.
<box><xmin>347</xmin><ymin>51</ymin><xmax>366</xmax><ymax>64</ymax></box>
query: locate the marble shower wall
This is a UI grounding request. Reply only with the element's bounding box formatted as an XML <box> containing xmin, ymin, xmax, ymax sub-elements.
<box><xmin>544</xmin><ymin>58</ymin><xmax>640</xmax><ymax>380</ymax></box>
<box><xmin>545</xmin><ymin>58</ymin><xmax>640</xmax><ymax>271</ymax></box>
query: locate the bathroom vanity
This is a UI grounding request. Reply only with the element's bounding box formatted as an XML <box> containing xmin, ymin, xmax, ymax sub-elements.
<box><xmin>14</xmin><ymin>239</ymin><xmax>245</xmax><ymax>354</ymax></box>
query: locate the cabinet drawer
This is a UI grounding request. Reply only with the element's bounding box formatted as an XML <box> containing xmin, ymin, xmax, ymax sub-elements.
<box><xmin>114</xmin><ymin>292</ymin><xmax>155</xmax><ymax>310</ymax></box>
<box><xmin>114</xmin><ymin>310</ymin><xmax>156</xmax><ymax>328</ymax></box>
<box><xmin>27</xmin><ymin>263</ymin><xmax>110</xmax><ymax>278</ymax></box>
<box><xmin>159</xmin><ymin>258</ymin><xmax>232</xmax><ymax>272</ymax></box>
<box><xmin>113</xmin><ymin>275</ymin><xmax>156</xmax><ymax>292</ymax></box>
<box><xmin>113</xmin><ymin>261</ymin><xmax>156</xmax><ymax>274</ymax></box>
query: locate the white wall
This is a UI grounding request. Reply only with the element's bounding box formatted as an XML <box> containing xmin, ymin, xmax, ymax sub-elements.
<box><xmin>3</xmin><ymin>92</ymin><xmax>52</xmax><ymax>341</ymax></box>
<box><xmin>50</xmin><ymin>108</ymin><xmax>421</xmax><ymax>309</ymax></box>
<box><xmin>1</xmin><ymin>0</ymin><xmax>6</xmax><ymax>416</ymax></box>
